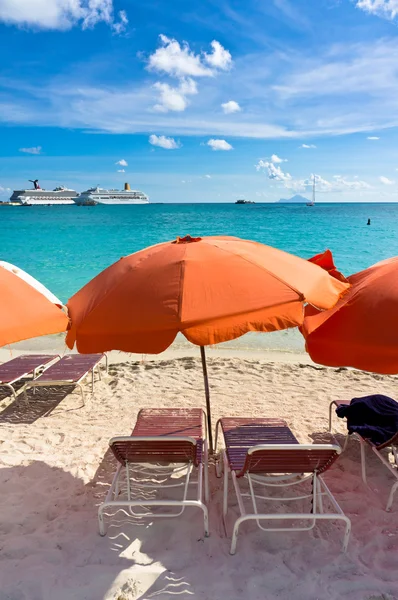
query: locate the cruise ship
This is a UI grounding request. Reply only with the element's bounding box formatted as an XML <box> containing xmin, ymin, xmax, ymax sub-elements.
<box><xmin>74</xmin><ymin>183</ymin><xmax>149</xmax><ymax>205</ymax></box>
<box><xmin>10</xmin><ymin>180</ymin><xmax>77</xmax><ymax>205</ymax></box>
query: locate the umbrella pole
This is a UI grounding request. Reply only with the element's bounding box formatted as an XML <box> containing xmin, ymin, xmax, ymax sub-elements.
<box><xmin>200</xmin><ymin>346</ymin><xmax>213</xmax><ymax>453</ymax></box>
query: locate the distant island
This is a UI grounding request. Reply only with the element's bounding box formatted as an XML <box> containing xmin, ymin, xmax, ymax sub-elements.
<box><xmin>235</xmin><ymin>199</ymin><xmax>255</xmax><ymax>204</ymax></box>
<box><xmin>277</xmin><ymin>194</ymin><xmax>309</xmax><ymax>204</ymax></box>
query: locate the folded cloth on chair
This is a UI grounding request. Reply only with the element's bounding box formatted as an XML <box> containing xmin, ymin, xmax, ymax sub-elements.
<box><xmin>336</xmin><ymin>395</ymin><xmax>398</xmax><ymax>446</ymax></box>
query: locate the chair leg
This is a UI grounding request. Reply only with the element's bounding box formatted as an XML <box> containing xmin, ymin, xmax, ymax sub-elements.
<box><xmin>77</xmin><ymin>384</ymin><xmax>85</xmax><ymax>406</ymax></box>
<box><xmin>328</xmin><ymin>401</ymin><xmax>335</xmax><ymax>433</ymax></box>
<box><xmin>223</xmin><ymin>451</ymin><xmax>229</xmax><ymax>517</ymax></box>
<box><xmin>342</xmin><ymin>518</ymin><xmax>351</xmax><ymax>552</ymax></box>
<box><xmin>98</xmin><ymin>507</ymin><xmax>106</xmax><ymax>536</ymax></box>
<box><xmin>317</xmin><ymin>477</ymin><xmax>324</xmax><ymax>514</ymax></box>
<box><xmin>360</xmin><ymin>438</ymin><xmax>367</xmax><ymax>484</ymax></box>
<box><xmin>230</xmin><ymin>516</ymin><xmax>244</xmax><ymax>555</ymax></box>
<box><xmin>4</xmin><ymin>383</ymin><xmax>17</xmax><ymax>401</ymax></box>
<box><xmin>386</xmin><ymin>480</ymin><xmax>398</xmax><ymax>512</ymax></box>
<box><xmin>203</xmin><ymin>441</ymin><xmax>209</xmax><ymax>503</ymax></box>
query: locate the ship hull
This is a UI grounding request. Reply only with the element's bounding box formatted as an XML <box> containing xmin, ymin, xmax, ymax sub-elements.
<box><xmin>95</xmin><ymin>199</ymin><xmax>149</xmax><ymax>205</ymax></box>
<box><xmin>17</xmin><ymin>198</ymin><xmax>76</xmax><ymax>205</ymax></box>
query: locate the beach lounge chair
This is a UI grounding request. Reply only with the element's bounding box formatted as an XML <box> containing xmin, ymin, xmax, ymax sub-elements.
<box><xmin>23</xmin><ymin>353</ymin><xmax>107</xmax><ymax>404</ymax></box>
<box><xmin>329</xmin><ymin>400</ymin><xmax>398</xmax><ymax>511</ymax></box>
<box><xmin>0</xmin><ymin>354</ymin><xmax>60</xmax><ymax>400</ymax></box>
<box><xmin>98</xmin><ymin>408</ymin><xmax>209</xmax><ymax>537</ymax></box>
<box><xmin>215</xmin><ymin>417</ymin><xmax>351</xmax><ymax>554</ymax></box>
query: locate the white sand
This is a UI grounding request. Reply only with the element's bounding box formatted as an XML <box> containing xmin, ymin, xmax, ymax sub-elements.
<box><xmin>0</xmin><ymin>344</ymin><xmax>398</xmax><ymax>600</ymax></box>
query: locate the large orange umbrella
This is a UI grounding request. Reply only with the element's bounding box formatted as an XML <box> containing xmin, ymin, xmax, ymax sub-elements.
<box><xmin>302</xmin><ymin>257</ymin><xmax>398</xmax><ymax>374</ymax></box>
<box><xmin>0</xmin><ymin>265</ymin><xmax>68</xmax><ymax>347</ymax></box>
<box><xmin>66</xmin><ymin>235</ymin><xmax>349</xmax><ymax>448</ymax></box>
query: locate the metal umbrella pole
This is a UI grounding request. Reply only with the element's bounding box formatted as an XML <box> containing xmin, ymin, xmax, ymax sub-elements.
<box><xmin>200</xmin><ymin>346</ymin><xmax>214</xmax><ymax>453</ymax></box>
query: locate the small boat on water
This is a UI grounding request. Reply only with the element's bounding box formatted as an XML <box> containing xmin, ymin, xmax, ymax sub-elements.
<box><xmin>306</xmin><ymin>176</ymin><xmax>315</xmax><ymax>206</ymax></box>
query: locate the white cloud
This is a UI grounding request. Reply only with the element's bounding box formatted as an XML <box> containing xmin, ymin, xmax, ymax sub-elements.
<box><xmin>0</xmin><ymin>0</ymin><xmax>128</xmax><ymax>32</ymax></box>
<box><xmin>0</xmin><ymin>186</ymin><xmax>11</xmax><ymax>197</ymax></box>
<box><xmin>221</xmin><ymin>100</ymin><xmax>241</xmax><ymax>114</ymax></box>
<box><xmin>153</xmin><ymin>78</ymin><xmax>197</xmax><ymax>112</ymax></box>
<box><xmin>117</xmin><ymin>169</ymin><xmax>125</xmax><ymax>172</ymax></box>
<box><xmin>379</xmin><ymin>175</ymin><xmax>395</xmax><ymax>184</ymax></box>
<box><xmin>149</xmin><ymin>134</ymin><xmax>181</xmax><ymax>149</ymax></box>
<box><xmin>332</xmin><ymin>175</ymin><xmax>371</xmax><ymax>191</ymax></box>
<box><xmin>19</xmin><ymin>146</ymin><xmax>42</xmax><ymax>154</ymax></box>
<box><xmin>207</xmin><ymin>139</ymin><xmax>233</xmax><ymax>151</ymax></box>
<box><xmin>204</xmin><ymin>41</ymin><xmax>233</xmax><ymax>71</ymax></box>
<box><xmin>112</xmin><ymin>9</ymin><xmax>128</xmax><ymax>35</ymax></box>
<box><xmin>286</xmin><ymin>174</ymin><xmax>371</xmax><ymax>193</ymax></box>
<box><xmin>356</xmin><ymin>0</ymin><xmax>398</xmax><ymax>19</ymax></box>
<box><xmin>115</xmin><ymin>159</ymin><xmax>128</xmax><ymax>166</ymax></box>
<box><xmin>148</xmin><ymin>35</ymin><xmax>231</xmax><ymax>78</ymax></box>
<box><xmin>270</xmin><ymin>154</ymin><xmax>287</xmax><ymax>163</ymax></box>
<box><xmin>256</xmin><ymin>161</ymin><xmax>370</xmax><ymax>191</ymax></box>
<box><xmin>205</xmin><ymin>174</ymin><xmax>212</xmax><ymax>178</ymax></box>
<box><xmin>300</xmin><ymin>144</ymin><xmax>317</xmax><ymax>148</ymax></box>
<box><xmin>256</xmin><ymin>160</ymin><xmax>292</xmax><ymax>181</ymax></box>
<box><xmin>367</xmin><ymin>136</ymin><xmax>380</xmax><ymax>140</ymax></box>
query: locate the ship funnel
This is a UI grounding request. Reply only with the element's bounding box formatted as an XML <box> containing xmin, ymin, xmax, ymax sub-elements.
<box><xmin>124</xmin><ymin>182</ymin><xmax>130</xmax><ymax>191</ymax></box>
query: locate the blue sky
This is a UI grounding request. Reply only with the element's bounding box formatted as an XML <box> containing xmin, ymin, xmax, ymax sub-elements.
<box><xmin>1</xmin><ymin>0</ymin><xmax>398</xmax><ymax>202</ymax></box>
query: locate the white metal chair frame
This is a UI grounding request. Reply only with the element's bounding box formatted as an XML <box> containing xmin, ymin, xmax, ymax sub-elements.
<box><xmin>23</xmin><ymin>354</ymin><xmax>108</xmax><ymax>405</ymax></box>
<box><xmin>329</xmin><ymin>400</ymin><xmax>398</xmax><ymax>511</ymax></box>
<box><xmin>217</xmin><ymin>442</ymin><xmax>351</xmax><ymax>555</ymax></box>
<box><xmin>98</xmin><ymin>435</ymin><xmax>209</xmax><ymax>538</ymax></box>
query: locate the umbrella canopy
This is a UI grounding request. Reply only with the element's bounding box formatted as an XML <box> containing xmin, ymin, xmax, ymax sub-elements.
<box><xmin>307</xmin><ymin>250</ymin><xmax>348</xmax><ymax>283</ymax></box>
<box><xmin>66</xmin><ymin>235</ymin><xmax>349</xmax><ymax>353</ymax></box>
<box><xmin>302</xmin><ymin>256</ymin><xmax>398</xmax><ymax>374</ymax></box>
<box><xmin>0</xmin><ymin>265</ymin><xmax>68</xmax><ymax>347</ymax></box>
<box><xmin>0</xmin><ymin>261</ymin><xmax>63</xmax><ymax>306</ymax></box>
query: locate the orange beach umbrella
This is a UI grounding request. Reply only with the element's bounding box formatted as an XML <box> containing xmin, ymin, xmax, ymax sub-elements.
<box><xmin>0</xmin><ymin>265</ymin><xmax>68</xmax><ymax>347</ymax></box>
<box><xmin>66</xmin><ymin>235</ymin><xmax>349</xmax><ymax>449</ymax></box>
<box><xmin>302</xmin><ymin>257</ymin><xmax>398</xmax><ymax>374</ymax></box>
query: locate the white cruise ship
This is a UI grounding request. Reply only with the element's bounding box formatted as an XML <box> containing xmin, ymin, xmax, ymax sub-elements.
<box><xmin>74</xmin><ymin>183</ymin><xmax>149</xmax><ymax>205</ymax></box>
<box><xmin>10</xmin><ymin>180</ymin><xmax>77</xmax><ymax>205</ymax></box>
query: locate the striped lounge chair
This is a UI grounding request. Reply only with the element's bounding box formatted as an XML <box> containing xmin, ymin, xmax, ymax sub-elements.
<box><xmin>215</xmin><ymin>417</ymin><xmax>351</xmax><ymax>554</ymax></box>
<box><xmin>0</xmin><ymin>354</ymin><xmax>59</xmax><ymax>399</ymax></box>
<box><xmin>23</xmin><ymin>353</ymin><xmax>107</xmax><ymax>404</ymax></box>
<box><xmin>98</xmin><ymin>408</ymin><xmax>209</xmax><ymax>538</ymax></box>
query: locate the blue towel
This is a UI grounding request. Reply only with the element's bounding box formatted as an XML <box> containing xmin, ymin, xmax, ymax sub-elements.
<box><xmin>336</xmin><ymin>394</ymin><xmax>398</xmax><ymax>446</ymax></box>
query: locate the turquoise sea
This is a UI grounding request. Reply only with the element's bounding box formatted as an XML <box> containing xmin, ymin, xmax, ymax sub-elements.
<box><xmin>2</xmin><ymin>202</ymin><xmax>398</xmax><ymax>352</ymax></box>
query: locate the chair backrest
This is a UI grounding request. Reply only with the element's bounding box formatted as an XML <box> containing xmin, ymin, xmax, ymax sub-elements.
<box><xmin>239</xmin><ymin>444</ymin><xmax>341</xmax><ymax>477</ymax></box>
<box><xmin>110</xmin><ymin>436</ymin><xmax>198</xmax><ymax>466</ymax></box>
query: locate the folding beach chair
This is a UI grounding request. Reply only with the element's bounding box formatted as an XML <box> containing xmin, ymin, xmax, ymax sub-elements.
<box><xmin>23</xmin><ymin>353</ymin><xmax>107</xmax><ymax>404</ymax></box>
<box><xmin>215</xmin><ymin>417</ymin><xmax>351</xmax><ymax>554</ymax></box>
<box><xmin>98</xmin><ymin>408</ymin><xmax>209</xmax><ymax>537</ymax></box>
<box><xmin>0</xmin><ymin>354</ymin><xmax>60</xmax><ymax>399</ymax></box>
<box><xmin>329</xmin><ymin>400</ymin><xmax>398</xmax><ymax>511</ymax></box>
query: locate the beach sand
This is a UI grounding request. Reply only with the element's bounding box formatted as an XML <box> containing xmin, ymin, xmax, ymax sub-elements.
<box><xmin>0</xmin><ymin>341</ymin><xmax>397</xmax><ymax>600</ymax></box>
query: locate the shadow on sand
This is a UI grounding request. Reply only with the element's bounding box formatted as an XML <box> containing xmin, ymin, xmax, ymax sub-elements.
<box><xmin>0</xmin><ymin>385</ymin><xmax>84</xmax><ymax>424</ymax></box>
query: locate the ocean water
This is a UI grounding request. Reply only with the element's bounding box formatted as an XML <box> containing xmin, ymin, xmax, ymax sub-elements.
<box><xmin>2</xmin><ymin>202</ymin><xmax>398</xmax><ymax>352</ymax></box>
